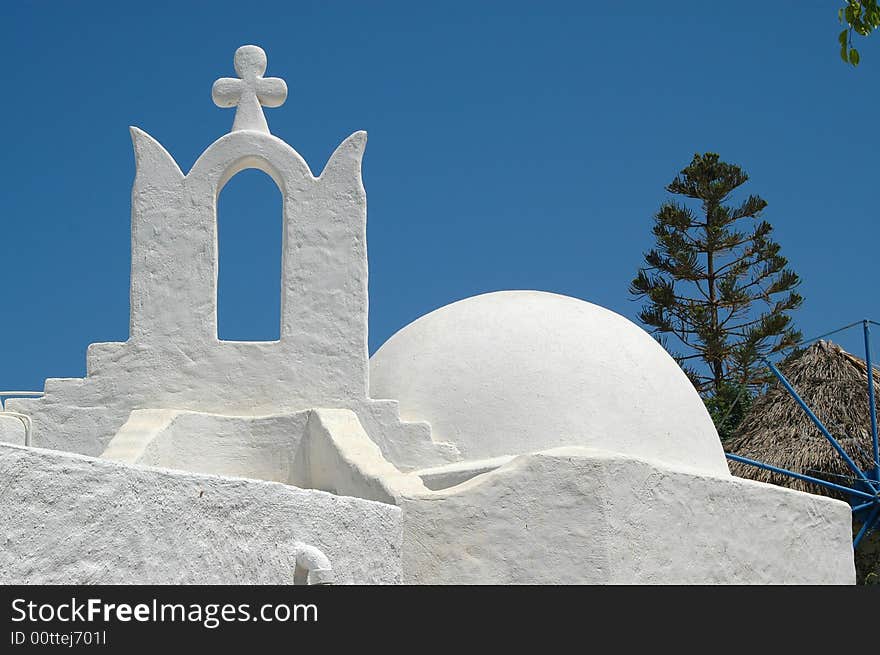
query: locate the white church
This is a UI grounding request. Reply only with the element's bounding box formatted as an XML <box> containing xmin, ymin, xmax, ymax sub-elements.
<box><xmin>0</xmin><ymin>46</ymin><xmax>855</xmax><ymax>584</ymax></box>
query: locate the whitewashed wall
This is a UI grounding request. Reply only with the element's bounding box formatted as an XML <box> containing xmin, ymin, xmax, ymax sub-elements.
<box><xmin>0</xmin><ymin>443</ymin><xmax>402</xmax><ymax>584</ymax></box>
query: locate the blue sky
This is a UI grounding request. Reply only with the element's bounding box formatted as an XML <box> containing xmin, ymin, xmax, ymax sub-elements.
<box><xmin>0</xmin><ymin>1</ymin><xmax>877</xmax><ymax>391</ymax></box>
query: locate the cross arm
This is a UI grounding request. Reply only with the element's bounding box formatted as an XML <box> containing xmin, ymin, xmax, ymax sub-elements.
<box><xmin>212</xmin><ymin>77</ymin><xmax>243</xmax><ymax>107</ymax></box>
<box><xmin>256</xmin><ymin>77</ymin><xmax>288</xmax><ymax>108</ymax></box>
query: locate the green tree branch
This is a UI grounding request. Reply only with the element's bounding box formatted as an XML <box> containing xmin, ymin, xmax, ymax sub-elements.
<box><xmin>840</xmin><ymin>0</ymin><xmax>880</xmax><ymax>65</ymax></box>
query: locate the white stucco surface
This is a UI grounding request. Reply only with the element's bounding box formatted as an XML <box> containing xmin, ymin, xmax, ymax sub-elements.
<box><xmin>396</xmin><ymin>448</ymin><xmax>856</xmax><ymax>584</ymax></box>
<box><xmin>0</xmin><ymin>414</ymin><xmax>26</xmax><ymax>445</ymax></box>
<box><xmin>0</xmin><ymin>442</ymin><xmax>402</xmax><ymax>584</ymax></box>
<box><xmin>101</xmin><ymin>409</ymin><xmax>311</xmax><ymax>484</ymax></box>
<box><xmin>305</xmin><ymin>408</ymin><xmax>430</xmax><ymax>503</ymax></box>
<box><xmin>99</xmin><ymin>408</ymin><xmax>432</xmax><ymax>499</ymax></box>
<box><xmin>370</xmin><ymin>290</ymin><xmax>730</xmax><ymax>476</ymax></box>
<box><xmin>413</xmin><ymin>456</ymin><xmax>514</xmax><ymax>490</ymax></box>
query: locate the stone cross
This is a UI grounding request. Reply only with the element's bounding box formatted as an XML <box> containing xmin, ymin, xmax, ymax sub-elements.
<box><xmin>212</xmin><ymin>45</ymin><xmax>288</xmax><ymax>134</ymax></box>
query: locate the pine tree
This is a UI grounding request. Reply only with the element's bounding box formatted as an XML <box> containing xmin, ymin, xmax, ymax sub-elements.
<box><xmin>630</xmin><ymin>153</ymin><xmax>802</xmax><ymax>403</ymax></box>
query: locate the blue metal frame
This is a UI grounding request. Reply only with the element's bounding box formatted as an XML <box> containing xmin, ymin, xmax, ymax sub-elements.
<box><xmin>854</xmin><ymin>505</ymin><xmax>880</xmax><ymax>549</ymax></box>
<box><xmin>864</xmin><ymin>320</ymin><xmax>880</xmax><ymax>482</ymax></box>
<box><xmin>725</xmin><ymin>453</ymin><xmax>875</xmax><ymax>500</ymax></box>
<box><xmin>761</xmin><ymin>358</ymin><xmax>875</xmax><ymax>489</ymax></box>
<box><xmin>725</xmin><ymin>319</ymin><xmax>880</xmax><ymax>550</ymax></box>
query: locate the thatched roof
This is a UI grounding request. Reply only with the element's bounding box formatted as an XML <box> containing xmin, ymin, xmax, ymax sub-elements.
<box><xmin>727</xmin><ymin>340</ymin><xmax>879</xmax><ymax>500</ymax></box>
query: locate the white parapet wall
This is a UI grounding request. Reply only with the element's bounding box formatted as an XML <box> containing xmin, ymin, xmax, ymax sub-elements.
<box><xmin>0</xmin><ymin>442</ymin><xmax>402</xmax><ymax>584</ymax></box>
<box><xmin>397</xmin><ymin>448</ymin><xmax>856</xmax><ymax>584</ymax></box>
<box><xmin>0</xmin><ymin>405</ymin><xmax>857</xmax><ymax>584</ymax></box>
<box><xmin>277</xmin><ymin>411</ymin><xmax>856</xmax><ymax>584</ymax></box>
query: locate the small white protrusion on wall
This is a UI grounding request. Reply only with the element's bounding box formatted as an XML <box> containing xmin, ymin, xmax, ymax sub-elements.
<box><xmin>212</xmin><ymin>45</ymin><xmax>288</xmax><ymax>134</ymax></box>
<box><xmin>293</xmin><ymin>543</ymin><xmax>334</xmax><ymax>585</ymax></box>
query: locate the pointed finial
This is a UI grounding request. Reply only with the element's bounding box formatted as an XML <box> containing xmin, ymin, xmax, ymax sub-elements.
<box><xmin>212</xmin><ymin>45</ymin><xmax>287</xmax><ymax>134</ymax></box>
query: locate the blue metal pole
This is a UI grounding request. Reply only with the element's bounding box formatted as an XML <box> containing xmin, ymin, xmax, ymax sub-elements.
<box><xmin>853</xmin><ymin>505</ymin><xmax>880</xmax><ymax>549</ymax></box>
<box><xmin>762</xmin><ymin>357</ymin><xmax>877</xmax><ymax>490</ymax></box>
<box><xmin>864</xmin><ymin>320</ymin><xmax>880</xmax><ymax>483</ymax></box>
<box><xmin>725</xmin><ymin>453</ymin><xmax>875</xmax><ymax>500</ymax></box>
<box><xmin>851</xmin><ymin>500</ymin><xmax>877</xmax><ymax>514</ymax></box>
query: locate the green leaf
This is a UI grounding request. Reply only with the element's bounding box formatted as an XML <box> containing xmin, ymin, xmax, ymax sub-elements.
<box><xmin>841</xmin><ymin>44</ymin><xmax>850</xmax><ymax>62</ymax></box>
<box><xmin>839</xmin><ymin>28</ymin><xmax>848</xmax><ymax>45</ymax></box>
<box><xmin>850</xmin><ymin>47</ymin><xmax>861</xmax><ymax>65</ymax></box>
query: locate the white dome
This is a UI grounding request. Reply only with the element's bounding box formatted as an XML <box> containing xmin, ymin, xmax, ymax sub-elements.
<box><xmin>370</xmin><ymin>290</ymin><xmax>729</xmax><ymax>476</ymax></box>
